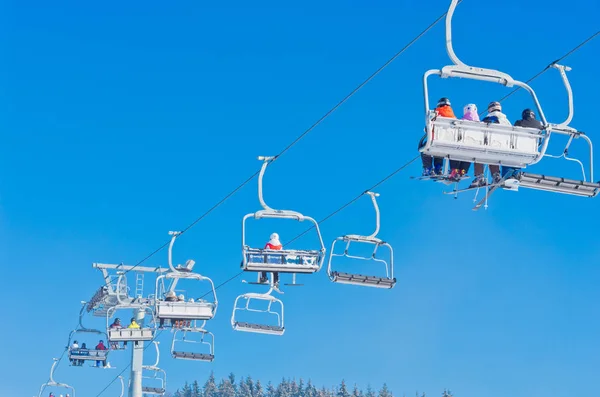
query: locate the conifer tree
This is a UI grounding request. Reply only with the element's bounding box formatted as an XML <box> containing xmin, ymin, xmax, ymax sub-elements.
<box><xmin>229</xmin><ymin>373</ymin><xmax>238</xmax><ymax>397</ymax></box>
<box><xmin>266</xmin><ymin>381</ymin><xmax>277</xmax><ymax>397</ymax></box>
<box><xmin>246</xmin><ymin>376</ymin><xmax>256</xmax><ymax>397</ymax></box>
<box><xmin>204</xmin><ymin>372</ymin><xmax>218</xmax><ymax>397</ymax></box>
<box><xmin>255</xmin><ymin>380</ymin><xmax>264</xmax><ymax>397</ymax></box>
<box><xmin>378</xmin><ymin>384</ymin><xmax>392</xmax><ymax>397</ymax></box>
<box><xmin>297</xmin><ymin>379</ymin><xmax>305</xmax><ymax>397</ymax></box>
<box><xmin>219</xmin><ymin>376</ymin><xmax>236</xmax><ymax>397</ymax></box>
<box><xmin>239</xmin><ymin>377</ymin><xmax>253</xmax><ymax>397</ymax></box>
<box><xmin>192</xmin><ymin>381</ymin><xmax>201</xmax><ymax>397</ymax></box>
<box><xmin>181</xmin><ymin>382</ymin><xmax>193</xmax><ymax>397</ymax></box>
<box><xmin>337</xmin><ymin>380</ymin><xmax>350</xmax><ymax>397</ymax></box>
<box><xmin>290</xmin><ymin>379</ymin><xmax>300</xmax><ymax>397</ymax></box>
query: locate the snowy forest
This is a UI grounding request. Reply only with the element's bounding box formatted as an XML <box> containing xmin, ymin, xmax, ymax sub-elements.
<box><xmin>169</xmin><ymin>372</ymin><xmax>454</xmax><ymax>397</ymax></box>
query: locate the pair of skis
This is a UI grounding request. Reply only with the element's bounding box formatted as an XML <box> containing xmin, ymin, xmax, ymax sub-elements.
<box><xmin>444</xmin><ymin>174</ymin><xmax>518</xmax><ymax>210</ymax></box>
<box><xmin>414</xmin><ymin>173</ymin><xmax>518</xmax><ymax>210</ymax></box>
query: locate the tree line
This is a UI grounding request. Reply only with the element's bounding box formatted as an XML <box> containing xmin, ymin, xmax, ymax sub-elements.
<box><xmin>169</xmin><ymin>372</ymin><xmax>453</xmax><ymax>397</ymax></box>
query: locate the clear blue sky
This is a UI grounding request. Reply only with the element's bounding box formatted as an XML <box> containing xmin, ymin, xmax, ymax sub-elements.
<box><xmin>1</xmin><ymin>0</ymin><xmax>599</xmax><ymax>396</ymax></box>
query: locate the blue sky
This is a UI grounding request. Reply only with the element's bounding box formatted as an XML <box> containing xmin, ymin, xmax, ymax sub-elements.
<box><xmin>1</xmin><ymin>0</ymin><xmax>599</xmax><ymax>396</ymax></box>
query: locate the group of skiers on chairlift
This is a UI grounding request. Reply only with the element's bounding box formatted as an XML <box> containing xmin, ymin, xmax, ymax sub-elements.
<box><xmin>421</xmin><ymin>97</ymin><xmax>543</xmax><ymax>189</ymax></box>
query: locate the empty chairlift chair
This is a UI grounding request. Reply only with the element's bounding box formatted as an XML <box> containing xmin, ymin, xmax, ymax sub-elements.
<box><xmin>141</xmin><ymin>341</ymin><xmax>167</xmax><ymax>396</ymax></box>
<box><xmin>37</xmin><ymin>358</ymin><xmax>76</xmax><ymax>397</ymax></box>
<box><xmin>171</xmin><ymin>323</ymin><xmax>215</xmax><ymax>362</ymax></box>
<box><xmin>327</xmin><ymin>192</ymin><xmax>395</xmax><ymax>289</ymax></box>
<box><xmin>231</xmin><ymin>288</ymin><xmax>285</xmax><ymax>335</ymax></box>
<box><xmin>241</xmin><ymin>156</ymin><xmax>326</xmax><ymax>276</ymax></box>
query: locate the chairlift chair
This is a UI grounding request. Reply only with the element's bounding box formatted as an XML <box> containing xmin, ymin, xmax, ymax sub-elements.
<box><xmin>231</xmin><ymin>286</ymin><xmax>285</xmax><ymax>336</ymax></box>
<box><xmin>420</xmin><ymin>0</ymin><xmax>599</xmax><ymax>198</ymax></box>
<box><xmin>171</xmin><ymin>322</ymin><xmax>215</xmax><ymax>362</ymax></box>
<box><xmin>420</xmin><ymin>0</ymin><xmax>550</xmax><ymax>172</ymax></box>
<box><xmin>327</xmin><ymin>192</ymin><xmax>395</xmax><ymax>288</ymax></box>
<box><xmin>241</xmin><ymin>156</ymin><xmax>326</xmax><ymax>275</ymax></box>
<box><xmin>67</xmin><ymin>303</ymin><xmax>111</xmax><ymax>367</ymax></box>
<box><xmin>141</xmin><ymin>342</ymin><xmax>167</xmax><ymax>396</ymax></box>
<box><xmin>106</xmin><ymin>303</ymin><xmax>155</xmax><ymax>343</ymax></box>
<box><xmin>154</xmin><ymin>232</ymin><xmax>218</xmax><ymax>327</ymax></box>
<box><xmin>37</xmin><ymin>358</ymin><xmax>76</xmax><ymax>397</ymax></box>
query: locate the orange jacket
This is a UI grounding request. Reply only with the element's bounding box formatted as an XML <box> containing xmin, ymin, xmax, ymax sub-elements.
<box><xmin>436</xmin><ymin>105</ymin><xmax>456</xmax><ymax>118</ymax></box>
<box><xmin>265</xmin><ymin>242</ymin><xmax>282</xmax><ymax>250</ymax></box>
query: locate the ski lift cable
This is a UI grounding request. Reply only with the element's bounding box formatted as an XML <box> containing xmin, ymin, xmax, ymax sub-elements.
<box><xmin>192</xmin><ymin>29</ymin><xmax>599</xmax><ymax>299</ymax></box>
<box><xmin>487</xmin><ymin>30</ymin><xmax>599</xmax><ymax>112</ymax></box>
<box><xmin>114</xmin><ymin>3</ymin><xmax>459</xmax><ymax>279</ymax></box>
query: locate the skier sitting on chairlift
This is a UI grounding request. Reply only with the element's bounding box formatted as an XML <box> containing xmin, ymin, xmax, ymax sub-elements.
<box><xmin>501</xmin><ymin>108</ymin><xmax>545</xmax><ymax>181</ymax></box>
<box><xmin>469</xmin><ymin>101</ymin><xmax>511</xmax><ymax>188</ymax></box>
<box><xmin>422</xmin><ymin>97</ymin><xmax>456</xmax><ymax>177</ymax></box>
<box><xmin>259</xmin><ymin>232</ymin><xmax>282</xmax><ymax>287</ymax></box>
<box><xmin>448</xmin><ymin>103</ymin><xmax>480</xmax><ymax>181</ymax></box>
<box><xmin>95</xmin><ymin>339</ymin><xmax>107</xmax><ymax>367</ymax></box>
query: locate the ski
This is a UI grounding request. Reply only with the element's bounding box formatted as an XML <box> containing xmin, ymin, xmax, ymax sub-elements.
<box><xmin>411</xmin><ymin>175</ymin><xmax>471</xmax><ymax>185</ymax></box>
<box><xmin>443</xmin><ymin>180</ymin><xmax>503</xmax><ymax>195</ymax></box>
<box><xmin>472</xmin><ymin>175</ymin><xmax>510</xmax><ymax>211</ymax></box>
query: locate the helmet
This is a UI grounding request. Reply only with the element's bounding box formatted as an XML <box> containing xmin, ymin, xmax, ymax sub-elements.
<box><xmin>437</xmin><ymin>97</ymin><xmax>451</xmax><ymax>107</ymax></box>
<box><xmin>270</xmin><ymin>232</ymin><xmax>279</xmax><ymax>240</ymax></box>
<box><xmin>488</xmin><ymin>101</ymin><xmax>501</xmax><ymax>112</ymax></box>
<box><xmin>522</xmin><ymin>108</ymin><xmax>535</xmax><ymax>119</ymax></box>
<box><xmin>463</xmin><ymin>103</ymin><xmax>478</xmax><ymax>113</ymax></box>
<box><xmin>99</xmin><ymin>340</ymin><xmax>104</xmax><ymax>343</ymax></box>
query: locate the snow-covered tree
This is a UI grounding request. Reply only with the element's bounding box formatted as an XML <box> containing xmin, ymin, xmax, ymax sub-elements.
<box><xmin>192</xmin><ymin>381</ymin><xmax>201</xmax><ymax>397</ymax></box>
<box><xmin>239</xmin><ymin>377</ymin><xmax>253</xmax><ymax>397</ymax></box>
<box><xmin>181</xmin><ymin>382</ymin><xmax>193</xmax><ymax>397</ymax></box>
<box><xmin>255</xmin><ymin>380</ymin><xmax>264</xmax><ymax>397</ymax></box>
<box><xmin>305</xmin><ymin>380</ymin><xmax>317</xmax><ymax>397</ymax></box>
<box><xmin>337</xmin><ymin>380</ymin><xmax>350</xmax><ymax>397</ymax></box>
<box><xmin>246</xmin><ymin>376</ymin><xmax>256</xmax><ymax>397</ymax></box>
<box><xmin>204</xmin><ymin>372</ymin><xmax>218</xmax><ymax>397</ymax></box>
<box><xmin>266</xmin><ymin>382</ymin><xmax>277</xmax><ymax>397</ymax></box>
<box><xmin>218</xmin><ymin>377</ymin><xmax>236</xmax><ymax>397</ymax></box>
<box><xmin>378</xmin><ymin>384</ymin><xmax>392</xmax><ymax>397</ymax></box>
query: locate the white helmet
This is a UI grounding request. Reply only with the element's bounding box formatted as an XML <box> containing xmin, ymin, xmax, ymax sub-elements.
<box><xmin>270</xmin><ymin>232</ymin><xmax>279</xmax><ymax>240</ymax></box>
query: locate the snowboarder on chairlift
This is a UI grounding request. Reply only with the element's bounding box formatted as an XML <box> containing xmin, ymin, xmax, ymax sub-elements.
<box><xmin>469</xmin><ymin>101</ymin><xmax>511</xmax><ymax>188</ymax></box>
<box><xmin>260</xmin><ymin>232</ymin><xmax>282</xmax><ymax>287</ymax></box>
<box><xmin>422</xmin><ymin>97</ymin><xmax>456</xmax><ymax>177</ymax></box>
